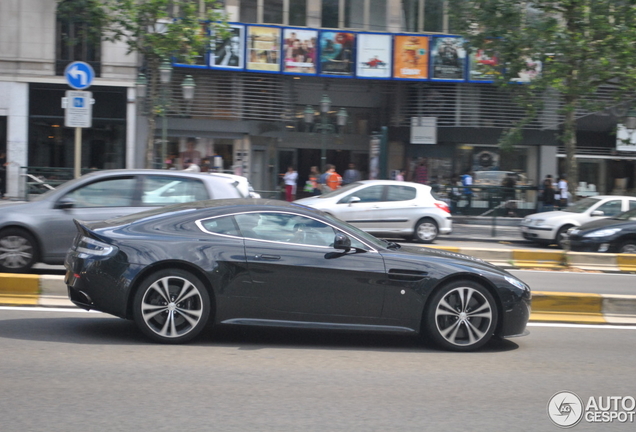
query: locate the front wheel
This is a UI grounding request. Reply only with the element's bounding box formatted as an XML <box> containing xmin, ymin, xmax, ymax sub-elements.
<box><xmin>414</xmin><ymin>218</ymin><xmax>439</xmax><ymax>243</ymax></box>
<box><xmin>0</xmin><ymin>228</ymin><xmax>38</xmax><ymax>273</ymax></box>
<box><xmin>423</xmin><ymin>280</ymin><xmax>498</xmax><ymax>351</ymax></box>
<box><xmin>555</xmin><ymin>225</ymin><xmax>572</xmax><ymax>249</ymax></box>
<box><xmin>619</xmin><ymin>240</ymin><xmax>636</xmax><ymax>254</ymax></box>
<box><xmin>133</xmin><ymin>269</ymin><xmax>211</xmax><ymax>344</ymax></box>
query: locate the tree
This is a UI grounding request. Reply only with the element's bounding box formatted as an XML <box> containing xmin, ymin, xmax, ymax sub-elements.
<box><xmin>448</xmin><ymin>0</ymin><xmax>636</xmax><ymax>198</ymax></box>
<box><xmin>102</xmin><ymin>0</ymin><xmax>228</xmax><ymax>167</ymax></box>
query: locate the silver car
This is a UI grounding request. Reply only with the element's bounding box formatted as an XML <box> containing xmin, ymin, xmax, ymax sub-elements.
<box><xmin>0</xmin><ymin>169</ymin><xmax>245</xmax><ymax>272</ymax></box>
<box><xmin>295</xmin><ymin>180</ymin><xmax>452</xmax><ymax>243</ymax></box>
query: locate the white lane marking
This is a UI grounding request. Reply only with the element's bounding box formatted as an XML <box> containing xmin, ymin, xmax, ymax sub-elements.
<box><xmin>528</xmin><ymin>322</ymin><xmax>636</xmax><ymax>330</ymax></box>
<box><xmin>0</xmin><ymin>306</ymin><xmax>101</xmax><ymax>314</ymax></box>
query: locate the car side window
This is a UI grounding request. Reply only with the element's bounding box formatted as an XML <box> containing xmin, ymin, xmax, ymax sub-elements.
<box><xmin>339</xmin><ymin>185</ymin><xmax>384</xmax><ymax>204</ymax></box>
<box><xmin>142</xmin><ymin>176</ymin><xmax>209</xmax><ymax>205</ymax></box>
<box><xmin>630</xmin><ymin>200</ymin><xmax>636</xmax><ymax>211</ymax></box>
<box><xmin>235</xmin><ymin>212</ymin><xmax>340</xmax><ymax>247</ymax></box>
<box><xmin>199</xmin><ymin>216</ymin><xmax>240</xmax><ymax>236</ymax></box>
<box><xmin>595</xmin><ymin>200</ymin><xmax>622</xmax><ymax>217</ymax></box>
<box><xmin>64</xmin><ymin>177</ymin><xmax>136</xmax><ymax>207</ymax></box>
<box><xmin>386</xmin><ymin>185</ymin><xmax>417</xmax><ymax>201</ymax></box>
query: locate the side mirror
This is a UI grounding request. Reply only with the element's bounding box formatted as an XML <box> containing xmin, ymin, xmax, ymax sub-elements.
<box><xmin>591</xmin><ymin>210</ymin><xmax>604</xmax><ymax>217</ymax></box>
<box><xmin>333</xmin><ymin>233</ymin><xmax>351</xmax><ymax>251</ymax></box>
<box><xmin>348</xmin><ymin>196</ymin><xmax>361</xmax><ymax>205</ymax></box>
<box><xmin>56</xmin><ymin>198</ymin><xmax>76</xmax><ymax>210</ymax></box>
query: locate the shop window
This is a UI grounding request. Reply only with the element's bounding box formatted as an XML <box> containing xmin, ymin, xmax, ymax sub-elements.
<box><xmin>55</xmin><ymin>0</ymin><xmax>102</xmax><ymax>76</ymax></box>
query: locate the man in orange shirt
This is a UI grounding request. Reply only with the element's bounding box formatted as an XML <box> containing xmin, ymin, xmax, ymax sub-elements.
<box><xmin>323</xmin><ymin>164</ymin><xmax>342</xmax><ymax>192</ymax></box>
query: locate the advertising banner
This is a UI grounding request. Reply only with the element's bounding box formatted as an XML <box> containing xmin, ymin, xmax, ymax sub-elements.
<box><xmin>320</xmin><ymin>31</ymin><xmax>356</xmax><ymax>77</ymax></box>
<box><xmin>282</xmin><ymin>28</ymin><xmax>318</xmax><ymax>74</ymax></box>
<box><xmin>393</xmin><ymin>35</ymin><xmax>429</xmax><ymax>80</ymax></box>
<box><xmin>356</xmin><ymin>34</ymin><xmax>392</xmax><ymax>78</ymax></box>
<box><xmin>211</xmin><ymin>24</ymin><xmax>245</xmax><ymax>69</ymax></box>
<box><xmin>468</xmin><ymin>48</ymin><xmax>498</xmax><ymax>82</ymax></box>
<box><xmin>430</xmin><ymin>36</ymin><xmax>466</xmax><ymax>81</ymax></box>
<box><xmin>246</xmin><ymin>26</ymin><xmax>281</xmax><ymax>72</ymax></box>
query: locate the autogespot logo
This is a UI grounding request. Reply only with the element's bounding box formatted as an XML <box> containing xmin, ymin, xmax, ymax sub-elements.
<box><xmin>547</xmin><ymin>391</ymin><xmax>584</xmax><ymax>428</ymax></box>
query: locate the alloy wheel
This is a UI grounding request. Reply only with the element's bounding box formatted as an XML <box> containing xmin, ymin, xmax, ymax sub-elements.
<box><xmin>415</xmin><ymin>220</ymin><xmax>438</xmax><ymax>243</ymax></box>
<box><xmin>620</xmin><ymin>243</ymin><xmax>636</xmax><ymax>254</ymax></box>
<box><xmin>0</xmin><ymin>231</ymin><xmax>36</xmax><ymax>272</ymax></box>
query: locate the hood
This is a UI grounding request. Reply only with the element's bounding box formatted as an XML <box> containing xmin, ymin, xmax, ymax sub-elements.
<box><xmin>399</xmin><ymin>245</ymin><xmax>507</xmax><ymax>274</ymax></box>
<box><xmin>576</xmin><ymin>218</ymin><xmax>636</xmax><ymax>233</ymax></box>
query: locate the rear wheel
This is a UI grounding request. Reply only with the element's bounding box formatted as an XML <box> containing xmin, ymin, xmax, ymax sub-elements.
<box><xmin>619</xmin><ymin>240</ymin><xmax>636</xmax><ymax>254</ymax></box>
<box><xmin>555</xmin><ymin>225</ymin><xmax>572</xmax><ymax>249</ymax></box>
<box><xmin>423</xmin><ymin>280</ymin><xmax>498</xmax><ymax>352</ymax></box>
<box><xmin>0</xmin><ymin>228</ymin><xmax>38</xmax><ymax>273</ymax></box>
<box><xmin>133</xmin><ymin>269</ymin><xmax>211</xmax><ymax>344</ymax></box>
<box><xmin>414</xmin><ymin>218</ymin><xmax>438</xmax><ymax>243</ymax></box>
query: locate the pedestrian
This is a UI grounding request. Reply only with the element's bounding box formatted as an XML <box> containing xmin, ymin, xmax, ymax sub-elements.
<box><xmin>461</xmin><ymin>169</ymin><xmax>473</xmax><ymax>211</ymax></box>
<box><xmin>308</xmin><ymin>166</ymin><xmax>321</xmax><ymax>195</ymax></box>
<box><xmin>502</xmin><ymin>173</ymin><xmax>517</xmax><ymax>217</ymax></box>
<box><xmin>183</xmin><ymin>159</ymin><xmax>200</xmax><ymax>172</ymax></box>
<box><xmin>414</xmin><ymin>158</ymin><xmax>428</xmax><ymax>184</ymax></box>
<box><xmin>281</xmin><ymin>166</ymin><xmax>298</xmax><ymax>202</ymax></box>
<box><xmin>448</xmin><ymin>174</ymin><xmax>461</xmax><ymax>214</ymax></box>
<box><xmin>540</xmin><ymin>178</ymin><xmax>556</xmax><ymax>212</ymax></box>
<box><xmin>342</xmin><ymin>163</ymin><xmax>361</xmax><ymax>185</ymax></box>
<box><xmin>557</xmin><ymin>175</ymin><xmax>568</xmax><ymax>209</ymax></box>
<box><xmin>322</xmin><ymin>164</ymin><xmax>342</xmax><ymax>193</ymax></box>
<box><xmin>395</xmin><ymin>170</ymin><xmax>405</xmax><ymax>182</ymax></box>
<box><xmin>537</xmin><ymin>174</ymin><xmax>553</xmax><ymax>212</ymax></box>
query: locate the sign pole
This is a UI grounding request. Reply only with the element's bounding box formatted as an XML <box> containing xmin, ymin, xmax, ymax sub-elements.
<box><xmin>74</xmin><ymin>127</ymin><xmax>82</xmax><ymax>179</ymax></box>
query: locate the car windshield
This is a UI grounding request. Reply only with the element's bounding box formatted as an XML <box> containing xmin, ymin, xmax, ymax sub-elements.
<box><xmin>562</xmin><ymin>197</ymin><xmax>601</xmax><ymax>213</ymax></box>
<box><xmin>615</xmin><ymin>208</ymin><xmax>636</xmax><ymax>221</ymax></box>
<box><xmin>317</xmin><ymin>182</ymin><xmax>365</xmax><ymax>198</ymax></box>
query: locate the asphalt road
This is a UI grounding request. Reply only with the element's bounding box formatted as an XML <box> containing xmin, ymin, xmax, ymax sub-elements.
<box><xmin>0</xmin><ymin>307</ymin><xmax>635</xmax><ymax>431</ymax></box>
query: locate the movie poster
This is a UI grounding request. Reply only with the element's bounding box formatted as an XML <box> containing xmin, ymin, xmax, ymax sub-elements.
<box><xmin>430</xmin><ymin>36</ymin><xmax>466</xmax><ymax>81</ymax></box>
<box><xmin>320</xmin><ymin>31</ymin><xmax>356</xmax><ymax>76</ymax></box>
<box><xmin>468</xmin><ymin>48</ymin><xmax>498</xmax><ymax>82</ymax></box>
<box><xmin>246</xmin><ymin>26</ymin><xmax>281</xmax><ymax>72</ymax></box>
<box><xmin>282</xmin><ymin>28</ymin><xmax>318</xmax><ymax>74</ymax></box>
<box><xmin>511</xmin><ymin>57</ymin><xmax>542</xmax><ymax>82</ymax></box>
<box><xmin>393</xmin><ymin>35</ymin><xmax>429</xmax><ymax>80</ymax></box>
<box><xmin>210</xmin><ymin>24</ymin><xmax>245</xmax><ymax>69</ymax></box>
<box><xmin>356</xmin><ymin>34</ymin><xmax>392</xmax><ymax>78</ymax></box>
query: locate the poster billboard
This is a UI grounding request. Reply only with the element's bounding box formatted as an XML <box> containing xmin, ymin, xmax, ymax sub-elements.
<box><xmin>430</xmin><ymin>36</ymin><xmax>466</xmax><ymax>81</ymax></box>
<box><xmin>246</xmin><ymin>26</ymin><xmax>281</xmax><ymax>72</ymax></box>
<box><xmin>282</xmin><ymin>28</ymin><xmax>318</xmax><ymax>75</ymax></box>
<box><xmin>468</xmin><ymin>48</ymin><xmax>498</xmax><ymax>82</ymax></box>
<box><xmin>393</xmin><ymin>35</ymin><xmax>429</xmax><ymax>80</ymax></box>
<box><xmin>356</xmin><ymin>33</ymin><xmax>392</xmax><ymax>79</ymax></box>
<box><xmin>320</xmin><ymin>31</ymin><xmax>356</xmax><ymax>77</ymax></box>
<box><xmin>210</xmin><ymin>24</ymin><xmax>245</xmax><ymax>70</ymax></box>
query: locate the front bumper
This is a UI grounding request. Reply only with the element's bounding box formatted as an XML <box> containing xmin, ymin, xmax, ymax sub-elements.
<box><xmin>568</xmin><ymin>235</ymin><xmax>618</xmax><ymax>253</ymax></box>
<box><xmin>520</xmin><ymin>224</ymin><xmax>555</xmax><ymax>241</ymax></box>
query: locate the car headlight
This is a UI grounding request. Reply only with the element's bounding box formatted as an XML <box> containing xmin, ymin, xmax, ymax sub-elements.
<box><xmin>583</xmin><ymin>228</ymin><xmax>622</xmax><ymax>238</ymax></box>
<box><xmin>505</xmin><ymin>276</ymin><xmax>528</xmax><ymax>291</ymax></box>
<box><xmin>76</xmin><ymin>236</ymin><xmax>116</xmax><ymax>258</ymax></box>
<box><xmin>533</xmin><ymin>219</ymin><xmax>546</xmax><ymax>227</ymax></box>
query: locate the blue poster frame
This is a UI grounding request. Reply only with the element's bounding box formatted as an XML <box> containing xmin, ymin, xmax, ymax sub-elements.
<box><xmin>245</xmin><ymin>24</ymin><xmax>283</xmax><ymax>75</ymax></box>
<box><xmin>210</xmin><ymin>22</ymin><xmax>246</xmax><ymax>71</ymax></box>
<box><xmin>391</xmin><ymin>33</ymin><xmax>431</xmax><ymax>82</ymax></box>
<box><xmin>429</xmin><ymin>35</ymin><xmax>467</xmax><ymax>82</ymax></box>
<box><xmin>354</xmin><ymin>32</ymin><xmax>394</xmax><ymax>80</ymax></box>
<box><xmin>281</xmin><ymin>27</ymin><xmax>320</xmax><ymax>76</ymax></box>
<box><xmin>318</xmin><ymin>30</ymin><xmax>357</xmax><ymax>79</ymax></box>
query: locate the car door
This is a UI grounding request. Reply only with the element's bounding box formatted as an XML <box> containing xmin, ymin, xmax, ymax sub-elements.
<box><xmin>371</xmin><ymin>184</ymin><xmax>421</xmax><ymax>232</ymax></box>
<box><xmin>39</xmin><ymin>175</ymin><xmax>144</xmax><ymax>260</ymax></box>
<box><xmin>236</xmin><ymin>211</ymin><xmax>387</xmax><ymax>322</ymax></box>
<box><xmin>330</xmin><ymin>185</ymin><xmax>386</xmax><ymax>232</ymax></box>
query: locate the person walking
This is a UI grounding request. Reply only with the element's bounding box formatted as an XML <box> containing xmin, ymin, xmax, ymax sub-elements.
<box><xmin>461</xmin><ymin>169</ymin><xmax>473</xmax><ymax>211</ymax></box>
<box><xmin>281</xmin><ymin>166</ymin><xmax>298</xmax><ymax>201</ymax></box>
<box><xmin>557</xmin><ymin>175</ymin><xmax>568</xmax><ymax>209</ymax></box>
<box><xmin>413</xmin><ymin>158</ymin><xmax>428</xmax><ymax>184</ymax></box>
<box><xmin>541</xmin><ymin>178</ymin><xmax>556</xmax><ymax>212</ymax></box>
<box><xmin>342</xmin><ymin>163</ymin><xmax>361</xmax><ymax>185</ymax></box>
<box><xmin>322</xmin><ymin>164</ymin><xmax>342</xmax><ymax>193</ymax></box>
<box><xmin>448</xmin><ymin>174</ymin><xmax>461</xmax><ymax>214</ymax></box>
<box><xmin>502</xmin><ymin>173</ymin><xmax>517</xmax><ymax>217</ymax></box>
<box><xmin>308</xmin><ymin>166</ymin><xmax>321</xmax><ymax>196</ymax></box>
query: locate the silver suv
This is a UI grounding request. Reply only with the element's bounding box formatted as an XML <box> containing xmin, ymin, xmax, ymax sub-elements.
<box><xmin>0</xmin><ymin>169</ymin><xmax>245</xmax><ymax>272</ymax></box>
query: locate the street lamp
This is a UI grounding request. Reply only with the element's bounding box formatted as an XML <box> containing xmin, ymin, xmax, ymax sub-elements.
<box><xmin>304</xmin><ymin>94</ymin><xmax>348</xmax><ymax>170</ymax></box>
<box><xmin>181</xmin><ymin>75</ymin><xmax>196</xmax><ymax>115</ymax></box>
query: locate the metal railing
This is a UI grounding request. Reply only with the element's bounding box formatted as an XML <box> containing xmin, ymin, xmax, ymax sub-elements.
<box><xmin>19</xmin><ymin>167</ymin><xmax>98</xmax><ymax>200</ymax></box>
<box><xmin>441</xmin><ymin>185</ymin><xmax>539</xmax><ymax>217</ymax></box>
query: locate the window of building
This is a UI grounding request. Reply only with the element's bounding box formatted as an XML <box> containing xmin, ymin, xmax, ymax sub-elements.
<box><xmin>263</xmin><ymin>0</ymin><xmax>284</xmax><ymax>24</ymax></box>
<box><xmin>289</xmin><ymin>0</ymin><xmax>307</xmax><ymax>26</ymax></box>
<box><xmin>322</xmin><ymin>0</ymin><xmax>340</xmax><ymax>28</ymax></box>
<box><xmin>242</xmin><ymin>0</ymin><xmax>307</xmax><ymax>25</ymax></box>
<box><xmin>55</xmin><ymin>0</ymin><xmax>102</xmax><ymax>76</ymax></box>
<box><xmin>400</xmin><ymin>0</ymin><xmax>446</xmax><ymax>33</ymax></box>
<box><xmin>241</xmin><ymin>0</ymin><xmax>258</xmax><ymax>22</ymax></box>
<box><xmin>325</xmin><ymin>0</ymin><xmax>387</xmax><ymax>30</ymax></box>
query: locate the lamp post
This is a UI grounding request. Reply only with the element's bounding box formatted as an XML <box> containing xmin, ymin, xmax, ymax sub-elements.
<box><xmin>303</xmin><ymin>94</ymin><xmax>348</xmax><ymax>171</ymax></box>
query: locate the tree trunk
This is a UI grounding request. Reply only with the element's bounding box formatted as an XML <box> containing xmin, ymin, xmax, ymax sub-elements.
<box><xmin>563</xmin><ymin>98</ymin><xmax>579</xmax><ymax>203</ymax></box>
<box><xmin>146</xmin><ymin>115</ymin><xmax>156</xmax><ymax>169</ymax></box>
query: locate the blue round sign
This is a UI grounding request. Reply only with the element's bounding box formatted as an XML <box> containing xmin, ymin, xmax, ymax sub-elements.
<box><xmin>64</xmin><ymin>61</ymin><xmax>95</xmax><ymax>90</ymax></box>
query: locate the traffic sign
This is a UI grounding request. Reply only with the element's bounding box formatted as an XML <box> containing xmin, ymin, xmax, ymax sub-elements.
<box><xmin>64</xmin><ymin>61</ymin><xmax>95</xmax><ymax>90</ymax></box>
<box><xmin>64</xmin><ymin>91</ymin><xmax>93</xmax><ymax>128</ymax></box>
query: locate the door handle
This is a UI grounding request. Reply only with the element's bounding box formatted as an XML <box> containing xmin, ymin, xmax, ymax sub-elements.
<box><xmin>254</xmin><ymin>254</ymin><xmax>281</xmax><ymax>261</ymax></box>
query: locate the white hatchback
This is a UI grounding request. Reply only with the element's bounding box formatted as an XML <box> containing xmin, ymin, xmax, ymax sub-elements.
<box><xmin>520</xmin><ymin>195</ymin><xmax>636</xmax><ymax>248</ymax></box>
<box><xmin>294</xmin><ymin>180</ymin><xmax>452</xmax><ymax>243</ymax></box>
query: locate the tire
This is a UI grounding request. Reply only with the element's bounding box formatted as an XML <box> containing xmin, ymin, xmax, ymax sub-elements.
<box><xmin>423</xmin><ymin>280</ymin><xmax>498</xmax><ymax>352</ymax></box>
<box><xmin>414</xmin><ymin>218</ymin><xmax>439</xmax><ymax>243</ymax></box>
<box><xmin>0</xmin><ymin>228</ymin><xmax>38</xmax><ymax>273</ymax></box>
<box><xmin>555</xmin><ymin>225</ymin><xmax>572</xmax><ymax>249</ymax></box>
<box><xmin>133</xmin><ymin>269</ymin><xmax>211</xmax><ymax>344</ymax></box>
<box><xmin>619</xmin><ymin>240</ymin><xmax>636</xmax><ymax>254</ymax></box>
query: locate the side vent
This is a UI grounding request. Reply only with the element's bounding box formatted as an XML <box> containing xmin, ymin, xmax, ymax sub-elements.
<box><xmin>388</xmin><ymin>269</ymin><xmax>428</xmax><ymax>282</ymax></box>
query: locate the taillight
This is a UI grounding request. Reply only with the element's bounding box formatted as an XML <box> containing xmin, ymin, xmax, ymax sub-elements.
<box><xmin>435</xmin><ymin>202</ymin><xmax>450</xmax><ymax>214</ymax></box>
<box><xmin>76</xmin><ymin>236</ymin><xmax>116</xmax><ymax>258</ymax></box>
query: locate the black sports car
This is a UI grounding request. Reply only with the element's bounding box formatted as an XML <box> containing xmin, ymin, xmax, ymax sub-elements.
<box><xmin>567</xmin><ymin>208</ymin><xmax>636</xmax><ymax>253</ymax></box>
<box><xmin>65</xmin><ymin>199</ymin><xmax>530</xmax><ymax>351</ymax></box>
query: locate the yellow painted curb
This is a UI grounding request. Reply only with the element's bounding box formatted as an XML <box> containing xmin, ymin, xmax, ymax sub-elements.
<box><xmin>530</xmin><ymin>291</ymin><xmax>605</xmax><ymax>324</ymax></box>
<box><xmin>0</xmin><ymin>274</ymin><xmax>40</xmax><ymax>306</ymax></box>
<box><xmin>617</xmin><ymin>254</ymin><xmax>636</xmax><ymax>272</ymax></box>
<box><xmin>512</xmin><ymin>250</ymin><xmax>565</xmax><ymax>268</ymax></box>
<box><xmin>426</xmin><ymin>245</ymin><xmax>461</xmax><ymax>253</ymax></box>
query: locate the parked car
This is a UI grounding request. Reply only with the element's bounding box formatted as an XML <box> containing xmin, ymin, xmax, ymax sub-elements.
<box><xmin>207</xmin><ymin>173</ymin><xmax>261</xmax><ymax>198</ymax></box>
<box><xmin>0</xmin><ymin>169</ymin><xmax>245</xmax><ymax>273</ymax></box>
<box><xmin>294</xmin><ymin>180</ymin><xmax>452</xmax><ymax>243</ymax></box>
<box><xmin>566</xmin><ymin>208</ymin><xmax>636</xmax><ymax>253</ymax></box>
<box><xmin>65</xmin><ymin>199</ymin><xmax>530</xmax><ymax>351</ymax></box>
<box><xmin>520</xmin><ymin>196</ymin><xmax>636</xmax><ymax>248</ymax></box>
